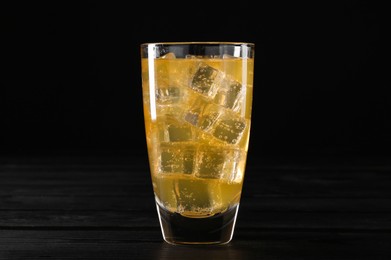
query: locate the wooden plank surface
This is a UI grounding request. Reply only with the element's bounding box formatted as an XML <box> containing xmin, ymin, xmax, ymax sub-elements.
<box><xmin>0</xmin><ymin>155</ymin><xmax>390</xmax><ymax>259</ymax></box>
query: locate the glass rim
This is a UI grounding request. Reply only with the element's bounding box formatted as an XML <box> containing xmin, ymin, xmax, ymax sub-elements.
<box><xmin>140</xmin><ymin>41</ymin><xmax>255</xmax><ymax>47</ymax></box>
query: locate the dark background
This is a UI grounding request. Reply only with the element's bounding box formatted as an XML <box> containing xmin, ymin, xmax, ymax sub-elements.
<box><xmin>2</xmin><ymin>1</ymin><xmax>389</xmax><ymax>161</ymax></box>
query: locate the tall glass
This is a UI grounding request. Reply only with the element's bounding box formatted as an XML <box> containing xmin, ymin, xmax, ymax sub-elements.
<box><xmin>140</xmin><ymin>42</ymin><xmax>255</xmax><ymax>245</ymax></box>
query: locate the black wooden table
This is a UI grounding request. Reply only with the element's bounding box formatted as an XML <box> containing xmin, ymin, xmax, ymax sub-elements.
<box><xmin>1</xmin><ymin>154</ymin><xmax>390</xmax><ymax>259</ymax></box>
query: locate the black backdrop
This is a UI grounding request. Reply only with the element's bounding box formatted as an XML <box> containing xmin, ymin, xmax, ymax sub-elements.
<box><xmin>2</xmin><ymin>1</ymin><xmax>389</xmax><ymax>160</ymax></box>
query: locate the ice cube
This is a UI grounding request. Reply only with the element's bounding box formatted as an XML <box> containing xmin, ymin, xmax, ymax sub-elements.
<box><xmin>159</xmin><ymin>143</ymin><xmax>196</xmax><ymax>174</ymax></box>
<box><xmin>160</xmin><ymin>52</ymin><xmax>176</xmax><ymax>59</ymax></box>
<box><xmin>195</xmin><ymin>145</ymin><xmax>244</xmax><ymax>181</ymax></box>
<box><xmin>167</xmin><ymin>123</ymin><xmax>193</xmax><ymax>142</ymax></box>
<box><xmin>159</xmin><ymin>144</ymin><xmax>182</xmax><ymax>173</ymax></box>
<box><xmin>182</xmin><ymin>147</ymin><xmax>196</xmax><ymax>174</ymax></box>
<box><xmin>186</xmin><ymin>55</ymin><xmax>221</xmax><ymax>59</ymax></box>
<box><xmin>184</xmin><ymin>109</ymin><xmax>200</xmax><ymax>126</ymax></box>
<box><xmin>222</xmin><ymin>54</ymin><xmax>239</xmax><ymax>59</ymax></box>
<box><xmin>185</xmin><ymin>55</ymin><xmax>202</xmax><ymax>59</ymax></box>
<box><xmin>155</xmin><ymin>85</ymin><xmax>181</xmax><ymax>105</ymax></box>
<box><xmin>190</xmin><ymin>63</ymin><xmax>223</xmax><ymax>97</ymax></box>
<box><xmin>212</xmin><ymin>117</ymin><xmax>246</xmax><ymax>145</ymax></box>
<box><xmin>158</xmin><ymin>116</ymin><xmax>194</xmax><ymax>142</ymax></box>
<box><xmin>221</xmin><ymin>149</ymin><xmax>243</xmax><ymax>182</ymax></box>
<box><xmin>155</xmin><ymin>52</ymin><xmax>189</xmax><ymax>92</ymax></box>
<box><xmin>198</xmin><ymin>105</ymin><xmax>221</xmax><ymax>131</ymax></box>
<box><xmin>175</xmin><ymin>177</ymin><xmax>212</xmax><ymax>214</ymax></box>
<box><xmin>195</xmin><ymin>145</ymin><xmax>226</xmax><ymax>179</ymax></box>
<box><xmin>155</xmin><ymin>104</ymin><xmax>183</xmax><ymax>119</ymax></box>
<box><xmin>183</xmin><ymin>97</ymin><xmax>206</xmax><ymax>126</ymax></box>
<box><xmin>183</xmin><ymin>96</ymin><xmax>221</xmax><ymax>131</ymax></box>
<box><xmin>214</xmin><ymin>77</ymin><xmax>243</xmax><ymax>111</ymax></box>
<box><xmin>199</xmin><ymin>110</ymin><xmax>220</xmax><ymax>131</ymax></box>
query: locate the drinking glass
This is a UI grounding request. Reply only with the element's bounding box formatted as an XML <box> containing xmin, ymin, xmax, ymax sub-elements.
<box><xmin>140</xmin><ymin>42</ymin><xmax>255</xmax><ymax>245</ymax></box>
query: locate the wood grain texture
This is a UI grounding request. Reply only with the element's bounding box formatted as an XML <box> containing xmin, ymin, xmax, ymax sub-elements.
<box><xmin>1</xmin><ymin>155</ymin><xmax>390</xmax><ymax>259</ymax></box>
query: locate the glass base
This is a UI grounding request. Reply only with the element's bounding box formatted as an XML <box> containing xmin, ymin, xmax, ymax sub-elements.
<box><xmin>156</xmin><ymin>202</ymin><xmax>240</xmax><ymax>245</ymax></box>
